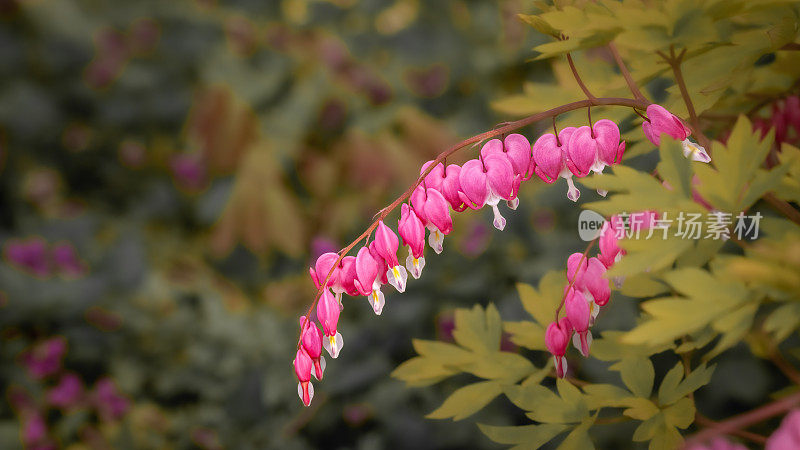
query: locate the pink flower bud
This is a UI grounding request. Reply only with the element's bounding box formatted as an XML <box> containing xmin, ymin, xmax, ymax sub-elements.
<box><xmin>593</xmin><ymin>119</ymin><xmax>625</xmax><ymax>166</ymax></box>
<box><xmin>309</xmin><ymin>252</ymin><xmax>341</xmax><ymax>290</ymax></box>
<box><xmin>354</xmin><ymin>246</ymin><xmax>386</xmax><ymax>315</ymax></box>
<box><xmin>338</xmin><ymin>256</ymin><xmax>359</xmax><ymax>297</ymax></box>
<box><xmin>504</xmin><ymin>134</ymin><xmax>534</xmax><ymax>181</ymax></box>
<box><xmin>398</xmin><ymin>204</ymin><xmax>426</xmax><ymax>279</ymax></box>
<box><xmin>300</xmin><ymin>317</ymin><xmax>325</xmax><ymax>380</ymax></box>
<box><xmin>374</xmin><ymin>220</ymin><xmax>400</xmax><ymax>268</ymax></box>
<box><xmin>584</xmin><ymin>257</ymin><xmax>611</xmax><ymax>307</ymax></box>
<box><xmin>766</xmin><ymin>409</ymin><xmax>800</xmax><ymax>450</ymax></box>
<box><xmin>565</xmin><ymin>288</ymin><xmax>592</xmax><ymax>357</ymax></box>
<box><xmin>566</xmin><ymin>253</ymin><xmax>588</xmax><ymax>286</ymax></box>
<box><xmin>642</xmin><ymin>104</ymin><xmax>691</xmax><ymax>146</ymax></box>
<box><xmin>294</xmin><ymin>348</ymin><xmax>314</xmax><ymax>406</ymax></box>
<box><xmin>374</xmin><ymin>221</ymin><xmax>407</xmax><ymax>293</ymax></box>
<box><xmin>317</xmin><ymin>289</ymin><xmax>340</xmax><ymax>341</ymax></box>
<box><xmin>545</xmin><ymin>318</ymin><xmax>572</xmax><ymax>378</ymax></box>
<box><xmin>598</xmin><ymin>221</ymin><xmax>622</xmax><ymax>268</ymax></box>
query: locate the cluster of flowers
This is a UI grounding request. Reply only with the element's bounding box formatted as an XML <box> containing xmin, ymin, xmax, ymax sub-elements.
<box><xmin>293</xmin><ymin>104</ymin><xmax>704</xmax><ymax>406</ymax></box>
<box><xmin>12</xmin><ymin>337</ymin><xmax>129</xmax><ymax>450</ymax></box>
<box><xmin>3</xmin><ymin>237</ymin><xmax>87</xmax><ymax>278</ymax></box>
<box><xmin>544</xmin><ymin>211</ymin><xmax>656</xmax><ymax>377</ymax></box>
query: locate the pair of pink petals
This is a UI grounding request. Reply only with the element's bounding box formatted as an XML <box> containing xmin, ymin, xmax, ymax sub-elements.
<box><xmin>566</xmin><ymin>119</ymin><xmax>625</xmax><ymax>177</ymax></box>
<box><xmin>397</xmin><ymin>204</ymin><xmax>426</xmax><ymax>279</ymax></box>
<box><xmin>532</xmin><ymin>128</ymin><xmax>582</xmax><ymax>201</ymax></box>
<box><xmin>458</xmin><ymin>153</ymin><xmax>521</xmax><ymax>230</ymax></box>
<box><xmin>545</xmin><ymin>318</ymin><xmax>573</xmax><ymax>378</ymax></box>
<box><xmin>420</xmin><ymin>161</ymin><xmax>466</xmax><ymax>212</ymax></box>
<box><xmin>564</xmin><ymin>287</ymin><xmax>592</xmax><ymax>357</ymax></box>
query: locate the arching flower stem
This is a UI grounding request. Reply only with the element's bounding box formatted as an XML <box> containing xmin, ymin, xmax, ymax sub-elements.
<box><xmin>297</xmin><ymin>97</ymin><xmax>649</xmax><ymax>348</ymax></box>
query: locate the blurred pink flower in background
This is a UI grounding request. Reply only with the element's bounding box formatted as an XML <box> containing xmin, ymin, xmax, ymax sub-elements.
<box><xmin>767</xmin><ymin>408</ymin><xmax>800</xmax><ymax>450</ymax></box>
<box><xmin>22</xmin><ymin>412</ymin><xmax>53</xmax><ymax>450</ymax></box>
<box><xmin>47</xmin><ymin>374</ymin><xmax>84</xmax><ymax>409</ymax></box>
<box><xmin>170</xmin><ymin>153</ymin><xmax>207</xmax><ymax>191</ymax></box>
<box><xmin>310</xmin><ymin>236</ymin><xmax>339</xmax><ymax>263</ymax></box>
<box><xmin>92</xmin><ymin>378</ymin><xmax>129</xmax><ymax>422</ymax></box>
<box><xmin>22</xmin><ymin>338</ymin><xmax>66</xmax><ymax>379</ymax></box>
<box><xmin>459</xmin><ymin>220</ymin><xmax>490</xmax><ymax>257</ymax></box>
<box><xmin>51</xmin><ymin>242</ymin><xmax>87</xmax><ymax>277</ymax></box>
<box><xmin>4</xmin><ymin>238</ymin><xmax>50</xmax><ymax>277</ymax></box>
<box><xmin>684</xmin><ymin>437</ymin><xmax>747</xmax><ymax>450</ymax></box>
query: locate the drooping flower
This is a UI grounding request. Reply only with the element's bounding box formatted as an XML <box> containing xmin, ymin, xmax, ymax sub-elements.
<box><xmin>317</xmin><ymin>289</ymin><xmax>343</xmax><ymax>358</ymax></box>
<box><xmin>338</xmin><ymin>256</ymin><xmax>360</xmax><ymax>298</ymax></box>
<box><xmin>545</xmin><ymin>318</ymin><xmax>573</xmax><ymax>378</ymax></box>
<box><xmin>293</xmin><ymin>347</ymin><xmax>314</xmax><ymax>407</ymax></box>
<box><xmin>309</xmin><ymin>252</ymin><xmax>344</xmax><ymax>303</ymax></box>
<box><xmin>566</xmin><ymin>252</ymin><xmax>588</xmax><ymax>286</ymax></box>
<box><xmin>440</xmin><ymin>164</ymin><xmax>467</xmax><ymax>212</ymax></box>
<box><xmin>532</xmin><ymin>127</ymin><xmax>581</xmax><ymax>201</ymax></box>
<box><xmin>565</xmin><ymin>287</ymin><xmax>592</xmax><ymax>357</ymax></box>
<box><xmin>300</xmin><ymin>317</ymin><xmax>326</xmax><ymax>381</ymax></box>
<box><xmin>373</xmin><ymin>220</ymin><xmax>408</xmax><ymax>293</ymax></box>
<box><xmin>419</xmin><ymin>160</ymin><xmax>445</xmax><ymax>192</ymax></box>
<box><xmin>398</xmin><ymin>203</ymin><xmax>426</xmax><ymax>278</ymax></box>
<box><xmin>582</xmin><ymin>257</ymin><xmax>611</xmax><ymax>310</ymax></box>
<box><xmin>642</xmin><ymin>104</ymin><xmax>710</xmax><ymax>163</ymax></box>
<box><xmin>567</xmin><ymin>120</ymin><xmax>625</xmax><ymax>196</ymax></box>
<box><xmin>410</xmin><ymin>186</ymin><xmax>452</xmax><ymax>254</ymax></box>
<box><xmin>479</xmin><ymin>134</ymin><xmax>533</xmax><ymax>209</ymax></box>
<box><xmin>458</xmin><ymin>153</ymin><xmax>519</xmax><ymax>230</ymax></box>
<box><xmin>354</xmin><ymin>246</ymin><xmax>385</xmax><ymax>315</ymax></box>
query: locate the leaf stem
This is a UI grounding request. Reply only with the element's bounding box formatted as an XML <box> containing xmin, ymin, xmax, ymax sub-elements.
<box><xmin>567</xmin><ymin>52</ymin><xmax>597</xmax><ymax>101</ymax></box>
<box><xmin>299</xmin><ymin>97</ymin><xmax>649</xmax><ymax>346</ymax></box>
<box><xmin>608</xmin><ymin>42</ymin><xmax>647</xmax><ymax>102</ymax></box>
<box><xmin>763</xmin><ymin>193</ymin><xmax>800</xmax><ymax>227</ymax></box>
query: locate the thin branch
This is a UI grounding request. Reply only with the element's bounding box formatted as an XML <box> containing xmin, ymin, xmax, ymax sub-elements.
<box><xmin>694</xmin><ymin>414</ymin><xmax>768</xmax><ymax>445</ymax></box>
<box><xmin>658</xmin><ymin>46</ymin><xmax>712</xmax><ymax>151</ymax></box>
<box><xmin>769</xmin><ymin>346</ymin><xmax>800</xmax><ymax>386</ymax></box>
<box><xmin>781</xmin><ymin>42</ymin><xmax>800</xmax><ymax>51</ymax></box>
<box><xmin>763</xmin><ymin>193</ymin><xmax>800</xmax><ymax>227</ymax></box>
<box><xmin>299</xmin><ymin>96</ymin><xmax>650</xmax><ymax>346</ymax></box>
<box><xmin>686</xmin><ymin>391</ymin><xmax>800</xmax><ymax>446</ymax></box>
<box><xmin>608</xmin><ymin>42</ymin><xmax>647</xmax><ymax>102</ymax></box>
<box><xmin>567</xmin><ymin>52</ymin><xmax>597</xmax><ymax>101</ymax></box>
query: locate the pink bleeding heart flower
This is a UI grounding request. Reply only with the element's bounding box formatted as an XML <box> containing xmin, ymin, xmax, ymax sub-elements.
<box><xmin>766</xmin><ymin>409</ymin><xmax>800</xmax><ymax>450</ymax></box>
<box><xmin>398</xmin><ymin>203</ymin><xmax>426</xmax><ymax>279</ymax></box>
<box><xmin>566</xmin><ymin>126</ymin><xmax>598</xmax><ymax>178</ymax></box>
<box><xmin>419</xmin><ymin>160</ymin><xmax>445</xmax><ymax>192</ymax></box>
<box><xmin>338</xmin><ymin>256</ymin><xmax>360</xmax><ymax>298</ymax></box>
<box><xmin>480</xmin><ymin>135</ymin><xmax>532</xmax><ymax>209</ymax></box>
<box><xmin>533</xmin><ymin>127</ymin><xmax>581</xmax><ymax>201</ymax></box>
<box><xmin>566</xmin><ymin>252</ymin><xmax>588</xmax><ymax>286</ymax></box>
<box><xmin>440</xmin><ymin>164</ymin><xmax>467</xmax><ymax>212</ymax></box>
<box><xmin>354</xmin><ymin>246</ymin><xmax>385</xmax><ymax>314</ymax></box>
<box><xmin>317</xmin><ymin>289</ymin><xmax>343</xmax><ymax>358</ymax></box>
<box><xmin>47</xmin><ymin>374</ymin><xmax>84</xmax><ymax>409</ymax></box>
<box><xmin>309</xmin><ymin>252</ymin><xmax>344</xmax><ymax>303</ymax></box>
<box><xmin>545</xmin><ymin>318</ymin><xmax>573</xmax><ymax>378</ymax></box>
<box><xmin>293</xmin><ymin>347</ymin><xmax>315</xmax><ymax>406</ymax></box>
<box><xmin>598</xmin><ymin>220</ymin><xmax>623</xmax><ymax>269</ymax></box>
<box><xmin>594</xmin><ymin>119</ymin><xmax>625</xmax><ymax>166</ymax></box>
<box><xmin>411</xmin><ymin>186</ymin><xmax>452</xmax><ymax>254</ymax></box>
<box><xmin>458</xmin><ymin>154</ymin><xmax>519</xmax><ymax>231</ymax></box>
<box><xmin>642</xmin><ymin>104</ymin><xmax>710</xmax><ymax>163</ymax></box>
<box><xmin>300</xmin><ymin>317</ymin><xmax>326</xmax><ymax>381</ymax></box>
<box><xmin>583</xmin><ymin>257</ymin><xmax>611</xmax><ymax>310</ymax></box>
<box><xmin>373</xmin><ymin>220</ymin><xmax>407</xmax><ymax>293</ymax></box>
<box><xmin>565</xmin><ymin>287</ymin><xmax>592</xmax><ymax>357</ymax></box>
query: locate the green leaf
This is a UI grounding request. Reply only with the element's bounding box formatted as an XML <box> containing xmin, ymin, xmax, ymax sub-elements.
<box><xmin>656</xmin><ymin>138</ymin><xmax>693</xmax><ymax>198</ymax></box>
<box><xmin>391</xmin><ymin>356</ymin><xmax>458</xmax><ymax>387</ymax></box>
<box><xmin>516</xmin><ymin>273</ymin><xmax>564</xmax><ymax>326</ymax></box>
<box><xmin>453</xmin><ymin>304</ymin><xmax>502</xmax><ymax>353</ymax></box>
<box><xmin>427</xmin><ymin>381</ymin><xmax>503</xmax><ymax>421</ymax></box>
<box><xmin>556</xmin><ymin>415</ymin><xmax>596</xmax><ymax>450</ymax></box>
<box><xmin>504</xmin><ymin>320</ymin><xmax>546</xmax><ymax>351</ymax></box>
<box><xmin>764</xmin><ymin>303</ymin><xmax>800</xmax><ymax>343</ymax></box>
<box><xmin>463</xmin><ymin>351</ymin><xmax>536</xmax><ymax>383</ymax></box>
<box><xmin>658</xmin><ymin>362</ymin><xmax>715</xmax><ymax>406</ymax></box>
<box><xmin>663</xmin><ymin>397</ymin><xmax>695</xmax><ymax>429</ymax></box>
<box><xmin>583</xmin><ymin>383</ymin><xmax>637</xmax><ymax>409</ymax></box>
<box><xmin>517</xmin><ymin>13</ymin><xmax>560</xmax><ymax>38</ymax></box>
<box><xmin>478</xmin><ymin>423</ymin><xmax>568</xmax><ymax>448</ymax></box>
<box><xmin>505</xmin><ymin>383</ymin><xmax>589</xmax><ymax>424</ymax></box>
<box><xmin>612</xmin><ymin>357</ymin><xmax>655</xmax><ymax>398</ymax></box>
